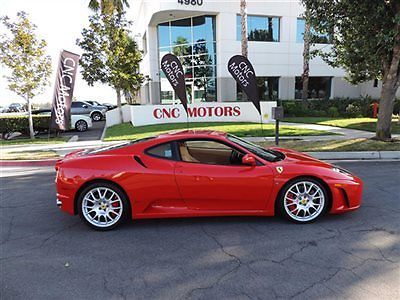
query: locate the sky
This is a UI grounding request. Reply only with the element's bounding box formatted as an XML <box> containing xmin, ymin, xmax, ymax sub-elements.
<box><xmin>0</xmin><ymin>0</ymin><xmax>121</xmax><ymax>106</ymax></box>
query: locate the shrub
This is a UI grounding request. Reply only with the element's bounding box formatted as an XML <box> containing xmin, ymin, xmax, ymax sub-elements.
<box><xmin>327</xmin><ymin>106</ymin><xmax>340</xmax><ymax>117</ymax></box>
<box><xmin>345</xmin><ymin>104</ymin><xmax>362</xmax><ymax>117</ymax></box>
<box><xmin>0</xmin><ymin>115</ymin><xmax>51</xmax><ymax>137</ymax></box>
<box><xmin>281</xmin><ymin>97</ymin><xmax>384</xmax><ymax>118</ymax></box>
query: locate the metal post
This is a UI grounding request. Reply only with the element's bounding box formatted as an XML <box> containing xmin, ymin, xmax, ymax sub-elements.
<box><xmin>275</xmin><ymin>119</ymin><xmax>279</xmax><ymax>146</ymax></box>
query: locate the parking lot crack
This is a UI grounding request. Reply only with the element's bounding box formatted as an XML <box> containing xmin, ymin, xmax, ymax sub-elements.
<box><xmin>185</xmin><ymin>225</ymin><xmax>242</xmax><ymax>299</ymax></box>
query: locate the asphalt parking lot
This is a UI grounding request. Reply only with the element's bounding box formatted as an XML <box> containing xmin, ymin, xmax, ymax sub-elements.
<box><xmin>61</xmin><ymin>120</ymin><xmax>106</xmax><ymax>141</ymax></box>
<box><xmin>1</xmin><ymin>161</ymin><xmax>399</xmax><ymax>299</ymax></box>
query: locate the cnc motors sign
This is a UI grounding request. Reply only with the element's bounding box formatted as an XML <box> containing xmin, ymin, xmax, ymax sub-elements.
<box><xmin>50</xmin><ymin>50</ymin><xmax>80</xmax><ymax>130</ymax></box>
<box><xmin>128</xmin><ymin>102</ymin><xmax>276</xmax><ymax>127</ymax></box>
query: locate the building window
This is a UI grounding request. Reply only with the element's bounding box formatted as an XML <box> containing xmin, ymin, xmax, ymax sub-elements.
<box><xmin>295</xmin><ymin>77</ymin><xmax>332</xmax><ymax>99</ymax></box>
<box><xmin>296</xmin><ymin>19</ymin><xmax>331</xmax><ymax>44</ymax></box>
<box><xmin>236</xmin><ymin>77</ymin><xmax>279</xmax><ymax>101</ymax></box>
<box><xmin>236</xmin><ymin>15</ymin><xmax>280</xmax><ymax>42</ymax></box>
<box><xmin>142</xmin><ymin>32</ymin><xmax>147</xmax><ymax>55</ymax></box>
<box><xmin>373</xmin><ymin>79</ymin><xmax>378</xmax><ymax>87</ymax></box>
<box><xmin>157</xmin><ymin>16</ymin><xmax>217</xmax><ymax>104</ymax></box>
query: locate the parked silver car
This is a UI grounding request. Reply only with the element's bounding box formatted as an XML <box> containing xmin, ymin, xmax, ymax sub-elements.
<box><xmin>71</xmin><ymin>101</ymin><xmax>107</xmax><ymax>121</ymax></box>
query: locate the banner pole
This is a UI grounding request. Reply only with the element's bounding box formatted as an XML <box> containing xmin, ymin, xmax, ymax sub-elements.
<box><xmin>259</xmin><ymin>113</ymin><xmax>264</xmax><ymax>138</ymax></box>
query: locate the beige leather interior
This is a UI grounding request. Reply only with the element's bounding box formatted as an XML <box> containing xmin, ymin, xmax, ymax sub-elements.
<box><xmin>179</xmin><ymin>144</ymin><xmax>200</xmax><ymax>163</ymax></box>
<box><xmin>179</xmin><ymin>142</ymin><xmax>234</xmax><ymax>165</ymax></box>
<box><xmin>187</xmin><ymin>147</ymin><xmax>232</xmax><ymax>165</ymax></box>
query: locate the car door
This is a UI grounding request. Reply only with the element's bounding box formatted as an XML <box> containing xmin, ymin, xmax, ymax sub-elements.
<box><xmin>174</xmin><ymin>139</ymin><xmax>274</xmax><ymax>211</ymax></box>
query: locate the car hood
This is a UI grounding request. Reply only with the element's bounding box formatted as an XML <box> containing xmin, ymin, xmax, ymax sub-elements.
<box><xmin>269</xmin><ymin>147</ymin><xmax>333</xmax><ymax>168</ymax></box>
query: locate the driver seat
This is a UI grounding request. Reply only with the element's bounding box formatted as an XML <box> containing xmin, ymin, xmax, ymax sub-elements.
<box><xmin>179</xmin><ymin>143</ymin><xmax>199</xmax><ymax>163</ymax></box>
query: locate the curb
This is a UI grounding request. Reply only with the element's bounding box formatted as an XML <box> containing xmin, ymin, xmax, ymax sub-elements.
<box><xmin>305</xmin><ymin>151</ymin><xmax>400</xmax><ymax>160</ymax></box>
<box><xmin>0</xmin><ymin>159</ymin><xmax>58</xmax><ymax>167</ymax></box>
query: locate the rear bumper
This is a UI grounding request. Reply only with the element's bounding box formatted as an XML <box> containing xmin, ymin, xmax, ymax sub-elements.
<box><xmin>328</xmin><ymin>176</ymin><xmax>363</xmax><ymax>214</ymax></box>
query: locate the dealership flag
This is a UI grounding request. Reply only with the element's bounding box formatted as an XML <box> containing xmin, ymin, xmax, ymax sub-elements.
<box><xmin>160</xmin><ymin>53</ymin><xmax>188</xmax><ymax>114</ymax></box>
<box><xmin>228</xmin><ymin>55</ymin><xmax>260</xmax><ymax>115</ymax></box>
<box><xmin>50</xmin><ymin>50</ymin><xmax>80</xmax><ymax>130</ymax></box>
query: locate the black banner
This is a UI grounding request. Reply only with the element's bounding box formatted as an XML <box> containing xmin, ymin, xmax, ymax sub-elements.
<box><xmin>227</xmin><ymin>55</ymin><xmax>260</xmax><ymax>115</ymax></box>
<box><xmin>50</xmin><ymin>50</ymin><xmax>80</xmax><ymax>130</ymax></box>
<box><xmin>160</xmin><ymin>53</ymin><xmax>188</xmax><ymax>113</ymax></box>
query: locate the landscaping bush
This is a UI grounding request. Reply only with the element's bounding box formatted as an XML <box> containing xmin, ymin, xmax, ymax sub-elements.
<box><xmin>281</xmin><ymin>97</ymin><xmax>400</xmax><ymax>118</ymax></box>
<box><xmin>327</xmin><ymin>106</ymin><xmax>340</xmax><ymax>117</ymax></box>
<box><xmin>0</xmin><ymin>115</ymin><xmax>51</xmax><ymax>137</ymax></box>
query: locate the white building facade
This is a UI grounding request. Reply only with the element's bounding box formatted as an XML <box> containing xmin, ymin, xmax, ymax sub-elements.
<box><xmin>131</xmin><ymin>0</ymin><xmax>387</xmax><ymax>105</ymax></box>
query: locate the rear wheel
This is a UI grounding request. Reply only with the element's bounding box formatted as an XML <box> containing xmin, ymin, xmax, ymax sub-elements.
<box><xmin>91</xmin><ymin>112</ymin><xmax>102</xmax><ymax>121</ymax></box>
<box><xmin>75</xmin><ymin>120</ymin><xmax>88</xmax><ymax>132</ymax></box>
<box><xmin>77</xmin><ymin>182</ymin><xmax>129</xmax><ymax>230</ymax></box>
<box><xmin>279</xmin><ymin>178</ymin><xmax>328</xmax><ymax>223</ymax></box>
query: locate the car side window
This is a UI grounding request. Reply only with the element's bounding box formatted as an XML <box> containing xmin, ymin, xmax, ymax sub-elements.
<box><xmin>146</xmin><ymin>143</ymin><xmax>174</xmax><ymax>159</ymax></box>
<box><xmin>178</xmin><ymin>139</ymin><xmax>244</xmax><ymax>166</ymax></box>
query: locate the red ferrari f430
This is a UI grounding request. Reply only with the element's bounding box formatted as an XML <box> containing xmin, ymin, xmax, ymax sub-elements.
<box><xmin>55</xmin><ymin>130</ymin><xmax>362</xmax><ymax>230</ymax></box>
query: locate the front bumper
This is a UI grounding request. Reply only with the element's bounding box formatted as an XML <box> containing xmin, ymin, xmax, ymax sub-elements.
<box><xmin>329</xmin><ymin>176</ymin><xmax>363</xmax><ymax>214</ymax></box>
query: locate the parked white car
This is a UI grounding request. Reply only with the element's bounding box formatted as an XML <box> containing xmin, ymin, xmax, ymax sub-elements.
<box><xmin>33</xmin><ymin>110</ymin><xmax>93</xmax><ymax>132</ymax></box>
<box><xmin>71</xmin><ymin>114</ymin><xmax>93</xmax><ymax>132</ymax></box>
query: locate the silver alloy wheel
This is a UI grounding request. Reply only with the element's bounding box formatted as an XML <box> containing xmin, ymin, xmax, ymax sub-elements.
<box><xmin>75</xmin><ymin>120</ymin><xmax>88</xmax><ymax>132</ymax></box>
<box><xmin>284</xmin><ymin>181</ymin><xmax>325</xmax><ymax>222</ymax></box>
<box><xmin>81</xmin><ymin>187</ymin><xmax>123</xmax><ymax>228</ymax></box>
<box><xmin>92</xmin><ymin>112</ymin><xmax>101</xmax><ymax>121</ymax></box>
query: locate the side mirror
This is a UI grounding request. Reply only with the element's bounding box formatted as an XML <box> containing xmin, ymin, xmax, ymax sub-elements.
<box><xmin>82</xmin><ymin>105</ymin><xmax>88</xmax><ymax>108</ymax></box>
<box><xmin>242</xmin><ymin>154</ymin><xmax>256</xmax><ymax>166</ymax></box>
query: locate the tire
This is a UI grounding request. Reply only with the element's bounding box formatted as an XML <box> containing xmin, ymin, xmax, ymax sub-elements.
<box><xmin>77</xmin><ymin>182</ymin><xmax>129</xmax><ymax>231</ymax></box>
<box><xmin>91</xmin><ymin>112</ymin><xmax>102</xmax><ymax>121</ymax></box>
<box><xmin>75</xmin><ymin>120</ymin><xmax>88</xmax><ymax>132</ymax></box>
<box><xmin>278</xmin><ymin>178</ymin><xmax>329</xmax><ymax>223</ymax></box>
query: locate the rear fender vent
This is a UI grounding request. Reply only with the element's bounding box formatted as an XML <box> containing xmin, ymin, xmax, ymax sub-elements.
<box><xmin>133</xmin><ymin>155</ymin><xmax>147</xmax><ymax>168</ymax></box>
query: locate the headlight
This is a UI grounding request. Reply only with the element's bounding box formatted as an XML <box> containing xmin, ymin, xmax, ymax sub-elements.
<box><xmin>332</xmin><ymin>166</ymin><xmax>353</xmax><ymax>178</ymax></box>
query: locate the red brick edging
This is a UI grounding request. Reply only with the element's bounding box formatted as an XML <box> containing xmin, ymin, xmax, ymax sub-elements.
<box><xmin>0</xmin><ymin>159</ymin><xmax>58</xmax><ymax>167</ymax></box>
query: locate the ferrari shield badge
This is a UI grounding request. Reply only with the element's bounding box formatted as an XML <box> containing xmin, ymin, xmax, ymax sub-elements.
<box><xmin>276</xmin><ymin>166</ymin><xmax>283</xmax><ymax>174</ymax></box>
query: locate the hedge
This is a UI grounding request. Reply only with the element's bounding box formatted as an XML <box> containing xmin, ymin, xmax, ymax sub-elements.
<box><xmin>0</xmin><ymin>115</ymin><xmax>51</xmax><ymax>136</ymax></box>
<box><xmin>281</xmin><ymin>97</ymin><xmax>400</xmax><ymax>118</ymax></box>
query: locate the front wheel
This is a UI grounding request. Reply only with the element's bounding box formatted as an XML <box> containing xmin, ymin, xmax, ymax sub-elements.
<box><xmin>279</xmin><ymin>178</ymin><xmax>328</xmax><ymax>223</ymax></box>
<box><xmin>77</xmin><ymin>182</ymin><xmax>129</xmax><ymax>230</ymax></box>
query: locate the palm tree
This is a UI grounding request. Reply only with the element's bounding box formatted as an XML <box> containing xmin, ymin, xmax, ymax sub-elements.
<box><xmin>240</xmin><ymin>0</ymin><xmax>248</xmax><ymax>57</ymax></box>
<box><xmin>88</xmin><ymin>0</ymin><xmax>129</xmax><ymax>15</ymax></box>
<box><xmin>301</xmin><ymin>10</ymin><xmax>311</xmax><ymax>101</ymax></box>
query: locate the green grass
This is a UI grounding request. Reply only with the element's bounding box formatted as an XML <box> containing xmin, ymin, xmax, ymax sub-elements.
<box><xmin>0</xmin><ymin>137</ymin><xmax>67</xmax><ymax>146</ymax></box>
<box><xmin>104</xmin><ymin>122</ymin><xmax>332</xmax><ymax>141</ymax></box>
<box><xmin>284</xmin><ymin>117</ymin><xmax>400</xmax><ymax>134</ymax></box>
<box><xmin>256</xmin><ymin>138</ymin><xmax>400</xmax><ymax>152</ymax></box>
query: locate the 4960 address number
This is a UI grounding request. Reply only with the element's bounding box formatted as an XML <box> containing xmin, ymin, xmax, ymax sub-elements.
<box><xmin>178</xmin><ymin>0</ymin><xmax>203</xmax><ymax>6</ymax></box>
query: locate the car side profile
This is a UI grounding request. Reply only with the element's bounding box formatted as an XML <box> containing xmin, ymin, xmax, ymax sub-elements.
<box><xmin>55</xmin><ymin>130</ymin><xmax>363</xmax><ymax>230</ymax></box>
<box><xmin>33</xmin><ymin>110</ymin><xmax>93</xmax><ymax>132</ymax></box>
<box><xmin>71</xmin><ymin>101</ymin><xmax>107</xmax><ymax>121</ymax></box>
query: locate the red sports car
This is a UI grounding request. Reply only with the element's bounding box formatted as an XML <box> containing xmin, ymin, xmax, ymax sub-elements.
<box><xmin>55</xmin><ymin>130</ymin><xmax>362</xmax><ymax>230</ymax></box>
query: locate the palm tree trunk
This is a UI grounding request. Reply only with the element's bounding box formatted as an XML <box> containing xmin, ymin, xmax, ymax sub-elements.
<box><xmin>240</xmin><ymin>0</ymin><xmax>248</xmax><ymax>58</ymax></box>
<box><xmin>302</xmin><ymin>15</ymin><xmax>311</xmax><ymax>102</ymax></box>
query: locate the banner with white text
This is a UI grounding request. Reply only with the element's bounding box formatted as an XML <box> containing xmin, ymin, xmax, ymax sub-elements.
<box><xmin>50</xmin><ymin>50</ymin><xmax>80</xmax><ymax>130</ymax></box>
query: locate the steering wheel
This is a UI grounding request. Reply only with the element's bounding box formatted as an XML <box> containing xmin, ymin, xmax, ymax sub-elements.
<box><xmin>230</xmin><ymin>150</ymin><xmax>243</xmax><ymax>165</ymax></box>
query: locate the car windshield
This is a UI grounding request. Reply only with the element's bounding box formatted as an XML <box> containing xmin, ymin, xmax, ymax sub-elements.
<box><xmin>227</xmin><ymin>134</ymin><xmax>285</xmax><ymax>162</ymax></box>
